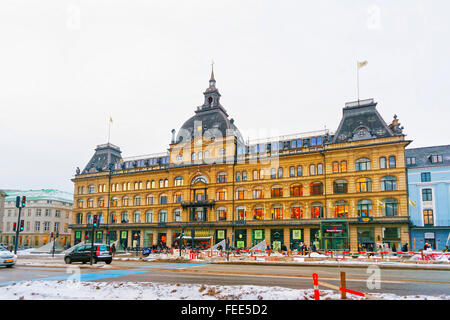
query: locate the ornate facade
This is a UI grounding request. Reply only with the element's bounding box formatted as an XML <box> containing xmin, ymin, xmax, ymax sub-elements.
<box><xmin>70</xmin><ymin>71</ymin><xmax>411</xmax><ymax>252</ymax></box>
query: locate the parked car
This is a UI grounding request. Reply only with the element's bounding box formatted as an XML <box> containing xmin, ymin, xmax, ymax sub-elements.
<box><xmin>64</xmin><ymin>243</ymin><xmax>112</xmax><ymax>264</ymax></box>
<box><xmin>0</xmin><ymin>247</ymin><xmax>17</xmax><ymax>268</ymax></box>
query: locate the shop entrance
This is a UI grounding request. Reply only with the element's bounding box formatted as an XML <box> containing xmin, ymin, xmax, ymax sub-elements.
<box><xmin>119</xmin><ymin>230</ymin><xmax>128</xmax><ymax>250</ymax></box>
<box><xmin>132</xmin><ymin>231</ymin><xmax>141</xmax><ymax>248</ymax></box>
<box><xmin>235</xmin><ymin>229</ymin><xmax>247</xmax><ymax>249</ymax></box>
<box><xmin>290</xmin><ymin>229</ymin><xmax>303</xmax><ymax>250</ymax></box>
<box><xmin>270</xmin><ymin>229</ymin><xmax>284</xmax><ymax>251</ymax></box>
<box><xmin>310</xmin><ymin>228</ymin><xmax>321</xmax><ymax>250</ymax></box>
<box><xmin>215</xmin><ymin>229</ymin><xmax>227</xmax><ymax>245</ymax></box>
<box><xmin>321</xmin><ymin>221</ymin><xmax>349</xmax><ymax>250</ymax></box>
<box><xmin>357</xmin><ymin>227</ymin><xmax>375</xmax><ymax>251</ymax></box>
<box><xmin>252</xmin><ymin>229</ymin><xmax>265</xmax><ymax>247</ymax></box>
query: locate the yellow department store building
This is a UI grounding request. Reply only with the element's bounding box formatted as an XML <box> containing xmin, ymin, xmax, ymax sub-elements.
<box><xmin>70</xmin><ymin>71</ymin><xmax>411</xmax><ymax>252</ymax></box>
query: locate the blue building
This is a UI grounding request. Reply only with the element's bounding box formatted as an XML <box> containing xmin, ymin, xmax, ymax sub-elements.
<box><xmin>406</xmin><ymin>145</ymin><xmax>450</xmax><ymax>250</ymax></box>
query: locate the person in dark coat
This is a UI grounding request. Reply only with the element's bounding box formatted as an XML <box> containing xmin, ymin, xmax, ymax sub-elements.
<box><xmin>111</xmin><ymin>243</ymin><xmax>116</xmax><ymax>256</ymax></box>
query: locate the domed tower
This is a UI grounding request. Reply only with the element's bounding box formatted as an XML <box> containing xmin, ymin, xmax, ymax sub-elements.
<box><xmin>170</xmin><ymin>68</ymin><xmax>244</xmax><ymax>164</ymax></box>
<box><xmin>174</xmin><ymin>68</ymin><xmax>244</xmax><ymax>145</ymax></box>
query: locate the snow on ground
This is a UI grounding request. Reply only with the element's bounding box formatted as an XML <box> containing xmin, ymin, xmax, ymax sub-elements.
<box><xmin>1</xmin><ymin>281</ymin><xmax>449</xmax><ymax>300</ymax></box>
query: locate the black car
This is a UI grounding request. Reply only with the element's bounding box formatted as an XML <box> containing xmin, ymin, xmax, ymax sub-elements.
<box><xmin>64</xmin><ymin>244</ymin><xmax>112</xmax><ymax>264</ymax></box>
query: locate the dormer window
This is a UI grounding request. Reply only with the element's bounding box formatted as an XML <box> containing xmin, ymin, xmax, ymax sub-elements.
<box><xmin>430</xmin><ymin>154</ymin><xmax>443</xmax><ymax>163</ymax></box>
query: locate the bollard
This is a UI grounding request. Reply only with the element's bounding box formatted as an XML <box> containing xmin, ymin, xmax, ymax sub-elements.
<box><xmin>340</xmin><ymin>272</ymin><xmax>347</xmax><ymax>300</ymax></box>
<box><xmin>312</xmin><ymin>273</ymin><xmax>320</xmax><ymax>300</ymax></box>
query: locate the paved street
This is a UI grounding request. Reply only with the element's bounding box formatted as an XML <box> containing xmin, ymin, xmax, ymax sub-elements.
<box><xmin>1</xmin><ymin>258</ymin><xmax>449</xmax><ymax>297</ymax></box>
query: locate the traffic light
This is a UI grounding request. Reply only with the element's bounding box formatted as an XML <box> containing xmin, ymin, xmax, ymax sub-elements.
<box><xmin>85</xmin><ymin>234</ymin><xmax>89</xmax><ymax>239</ymax></box>
<box><xmin>13</xmin><ymin>223</ymin><xmax>16</xmax><ymax>231</ymax></box>
<box><xmin>15</xmin><ymin>196</ymin><xmax>21</xmax><ymax>208</ymax></box>
<box><xmin>182</xmin><ymin>227</ymin><xmax>185</xmax><ymax>237</ymax></box>
<box><xmin>93</xmin><ymin>215</ymin><xmax>98</xmax><ymax>228</ymax></box>
<box><xmin>20</xmin><ymin>220</ymin><xmax>24</xmax><ymax>232</ymax></box>
<box><xmin>133</xmin><ymin>233</ymin><xmax>138</xmax><ymax>239</ymax></box>
<box><xmin>56</xmin><ymin>232</ymin><xmax>59</xmax><ymax>238</ymax></box>
<box><xmin>21</xmin><ymin>196</ymin><xmax>26</xmax><ymax>208</ymax></box>
<box><xmin>50</xmin><ymin>232</ymin><xmax>54</xmax><ymax>238</ymax></box>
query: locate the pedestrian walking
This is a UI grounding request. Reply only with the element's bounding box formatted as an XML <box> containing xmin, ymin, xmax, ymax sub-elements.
<box><xmin>111</xmin><ymin>243</ymin><xmax>116</xmax><ymax>257</ymax></box>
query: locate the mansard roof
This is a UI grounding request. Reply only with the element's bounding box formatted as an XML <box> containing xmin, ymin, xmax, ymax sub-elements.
<box><xmin>406</xmin><ymin>145</ymin><xmax>450</xmax><ymax>168</ymax></box>
<box><xmin>332</xmin><ymin>99</ymin><xmax>402</xmax><ymax>144</ymax></box>
<box><xmin>80</xmin><ymin>143</ymin><xmax>122</xmax><ymax>174</ymax></box>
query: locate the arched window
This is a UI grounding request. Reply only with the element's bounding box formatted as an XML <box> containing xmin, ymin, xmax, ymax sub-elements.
<box><xmin>333</xmin><ymin>180</ymin><xmax>348</xmax><ymax>194</ymax></box>
<box><xmin>340</xmin><ymin>161</ymin><xmax>347</xmax><ymax>172</ymax></box>
<box><xmin>87</xmin><ymin>198</ymin><xmax>94</xmax><ymax>208</ymax></box>
<box><xmin>111</xmin><ymin>184</ymin><xmax>116</xmax><ymax>192</ymax></box>
<box><xmin>357</xmin><ymin>200</ymin><xmax>372</xmax><ymax>217</ymax></box>
<box><xmin>271</xmin><ymin>186</ymin><xmax>283</xmax><ymax>198</ymax></box>
<box><xmin>145</xmin><ymin>211</ymin><xmax>153</xmax><ymax>223</ymax></box>
<box><xmin>173</xmin><ymin>192</ymin><xmax>183</xmax><ymax>203</ymax></box>
<box><xmin>111</xmin><ymin>197</ymin><xmax>118</xmax><ymax>207</ymax></box>
<box><xmin>356</xmin><ymin>158</ymin><xmax>371</xmax><ymax>171</ymax></box>
<box><xmin>253</xmin><ymin>170</ymin><xmax>259</xmax><ymax>180</ymax></box>
<box><xmin>76</xmin><ymin>213</ymin><xmax>83</xmax><ymax>224</ymax></box>
<box><xmin>191</xmin><ymin>152</ymin><xmax>196</xmax><ymax>161</ymax></box>
<box><xmin>122</xmin><ymin>182</ymin><xmax>127</xmax><ymax>191</ymax></box>
<box><xmin>310</xmin><ymin>182</ymin><xmax>323</xmax><ymax>196</ymax></box>
<box><xmin>164</xmin><ymin>179</ymin><xmax>168</xmax><ymax>188</ymax></box>
<box><xmin>290</xmin><ymin>184</ymin><xmax>303</xmax><ymax>197</ymax></box>
<box><xmin>133</xmin><ymin>211</ymin><xmax>141</xmax><ymax>223</ymax></box>
<box><xmin>332</xmin><ymin>161</ymin><xmax>339</xmax><ymax>173</ymax></box>
<box><xmin>310</xmin><ymin>202</ymin><xmax>323</xmax><ymax>218</ymax></box>
<box><xmin>381</xmin><ymin>176</ymin><xmax>397</xmax><ymax>191</ymax></box>
<box><xmin>134</xmin><ymin>196</ymin><xmax>141</xmax><ymax>206</ymax></box>
<box><xmin>383</xmin><ymin>198</ymin><xmax>398</xmax><ymax>216</ymax></box>
<box><xmin>334</xmin><ymin>201</ymin><xmax>349</xmax><ymax>218</ymax></box>
<box><xmin>356</xmin><ymin>178</ymin><xmax>372</xmax><ymax>192</ymax></box>
<box><xmin>242</xmin><ymin>171</ymin><xmax>247</xmax><ymax>181</ymax></box>
<box><xmin>317</xmin><ymin>164</ymin><xmax>323</xmax><ymax>175</ymax></box>
<box><xmin>146</xmin><ymin>195</ymin><xmax>154</xmax><ymax>205</ymax></box>
<box><xmin>271</xmin><ymin>168</ymin><xmax>276</xmax><ymax>179</ymax></box>
<box><xmin>389</xmin><ymin>156</ymin><xmax>396</xmax><ymax>168</ymax></box>
<box><xmin>236</xmin><ymin>206</ymin><xmax>246</xmax><ymax>221</ymax></box>
<box><xmin>151</xmin><ymin>180</ymin><xmax>155</xmax><ymax>189</ymax></box>
<box><xmin>110</xmin><ymin>212</ymin><xmax>117</xmax><ymax>224</ymax></box>
<box><xmin>236</xmin><ymin>171</ymin><xmax>241</xmax><ymax>182</ymax></box>
<box><xmin>217</xmin><ymin>172</ymin><xmax>227</xmax><ymax>183</ymax></box>
<box><xmin>134</xmin><ymin>181</ymin><xmax>139</xmax><ymax>190</ymax></box>
<box><xmin>297</xmin><ymin>165</ymin><xmax>303</xmax><ymax>177</ymax></box>
<box><xmin>253</xmin><ymin>206</ymin><xmax>264</xmax><ymax>220</ymax></box>
<box><xmin>236</xmin><ymin>187</ymin><xmax>246</xmax><ymax>200</ymax></box>
<box><xmin>309</xmin><ymin>164</ymin><xmax>316</xmax><ymax>176</ymax></box>
<box><xmin>260</xmin><ymin>169</ymin><xmax>265</xmax><ymax>179</ymax></box>
<box><xmin>379</xmin><ymin>157</ymin><xmax>387</xmax><ymax>169</ymax></box>
<box><xmin>174</xmin><ymin>176</ymin><xmax>183</xmax><ymax>186</ymax></box>
<box><xmin>198</xmin><ymin>151</ymin><xmax>203</xmax><ymax>160</ymax></box>
<box><xmin>77</xmin><ymin>199</ymin><xmax>84</xmax><ymax>208</ymax></box>
<box><xmin>216</xmin><ymin>189</ymin><xmax>226</xmax><ymax>201</ymax></box>
<box><xmin>146</xmin><ymin>180</ymin><xmax>150</xmax><ymax>189</ymax></box>
<box><xmin>174</xmin><ymin>209</ymin><xmax>182</xmax><ymax>222</ymax></box>
<box><xmin>159</xmin><ymin>179</ymin><xmax>164</xmax><ymax>188</ymax></box>
<box><xmin>291</xmin><ymin>206</ymin><xmax>304</xmax><ymax>219</ymax></box>
<box><xmin>86</xmin><ymin>213</ymin><xmax>92</xmax><ymax>224</ymax></box>
<box><xmin>278</xmin><ymin>167</ymin><xmax>283</xmax><ymax>178</ymax></box>
<box><xmin>122</xmin><ymin>196</ymin><xmax>129</xmax><ymax>206</ymax></box>
<box><xmin>98</xmin><ymin>198</ymin><xmax>105</xmax><ymax>207</ymax></box>
<box><xmin>158</xmin><ymin>210</ymin><xmax>167</xmax><ymax>222</ymax></box>
<box><xmin>217</xmin><ymin>207</ymin><xmax>227</xmax><ymax>221</ymax></box>
<box><xmin>159</xmin><ymin>194</ymin><xmax>168</xmax><ymax>204</ymax></box>
<box><xmin>289</xmin><ymin>166</ymin><xmax>295</xmax><ymax>177</ymax></box>
<box><xmin>252</xmin><ymin>188</ymin><xmax>264</xmax><ymax>199</ymax></box>
<box><xmin>121</xmin><ymin>211</ymin><xmax>129</xmax><ymax>223</ymax></box>
<box><xmin>271</xmin><ymin>205</ymin><xmax>283</xmax><ymax>220</ymax></box>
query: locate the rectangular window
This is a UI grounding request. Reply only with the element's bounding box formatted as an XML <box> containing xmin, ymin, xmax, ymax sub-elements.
<box><xmin>422</xmin><ymin>188</ymin><xmax>432</xmax><ymax>201</ymax></box>
<box><xmin>271</xmin><ymin>188</ymin><xmax>283</xmax><ymax>198</ymax></box>
<box><xmin>421</xmin><ymin>172</ymin><xmax>431</xmax><ymax>182</ymax></box>
<box><xmin>423</xmin><ymin>209</ymin><xmax>434</xmax><ymax>226</ymax></box>
<box><xmin>35</xmin><ymin>221</ymin><xmax>40</xmax><ymax>232</ymax></box>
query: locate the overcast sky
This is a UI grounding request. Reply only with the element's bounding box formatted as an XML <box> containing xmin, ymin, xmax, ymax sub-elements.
<box><xmin>1</xmin><ymin>0</ymin><xmax>449</xmax><ymax>194</ymax></box>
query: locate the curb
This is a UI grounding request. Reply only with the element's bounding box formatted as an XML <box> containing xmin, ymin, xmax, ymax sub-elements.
<box><xmin>209</xmin><ymin>261</ymin><xmax>450</xmax><ymax>271</ymax></box>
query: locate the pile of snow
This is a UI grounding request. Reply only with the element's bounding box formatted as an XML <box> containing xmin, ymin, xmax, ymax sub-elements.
<box><xmin>309</xmin><ymin>252</ymin><xmax>328</xmax><ymax>258</ymax></box>
<box><xmin>1</xmin><ymin>281</ymin><xmax>449</xmax><ymax>300</ymax></box>
<box><xmin>409</xmin><ymin>250</ymin><xmax>450</xmax><ymax>262</ymax></box>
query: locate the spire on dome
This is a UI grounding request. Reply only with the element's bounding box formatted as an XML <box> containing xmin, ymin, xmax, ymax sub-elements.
<box><xmin>209</xmin><ymin>60</ymin><xmax>216</xmax><ymax>87</ymax></box>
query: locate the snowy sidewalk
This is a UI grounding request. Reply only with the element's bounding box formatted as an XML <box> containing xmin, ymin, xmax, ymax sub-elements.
<box><xmin>1</xmin><ymin>281</ymin><xmax>449</xmax><ymax>300</ymax></box>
